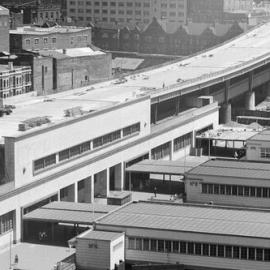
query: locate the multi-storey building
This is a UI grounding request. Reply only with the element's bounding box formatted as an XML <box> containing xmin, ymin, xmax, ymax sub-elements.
<box><xmin>10</xmin><ymin>25</ymin><xmax>92</xmax><ymax>53</ymax></box>
<box><xmin>66</xmin><ymin>0</ymin><xmax>187</xmax><ymax>26</ymax></box>
<box><xmin>0</xmin><ymin>6</ymin><xmax>9</xmax><ymax>53</ymax></box>
<box><xmin>0</xmin><ymin>63</ymin><xmax>32</xmax><ymax>99</ymax></box>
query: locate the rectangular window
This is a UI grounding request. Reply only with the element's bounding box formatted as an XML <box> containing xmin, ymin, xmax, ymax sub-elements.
<box><xmin>202</xmin><ymin>183</ymin><xmax>207</xmax><ymax>193</ymax></box>
<box><xmin>158</xmin><ymin>240</ymin><xmax>164</xmax><ymax>252</ymax></box>
<box><xmin>128</xmin><ymin>237</ymin><xmax>135</xmax><ymax>249</ymax></box>
<box><xmin>220</xmin><ymin>185</ymin><xmax>225</xmax><ymax>195</ymax></box>
<box><xmin>187</xmin><ymin>242</ymin><xmax>194</xmax><ymax>255</ymax></box>
<box><xmin>150</xmin><ymin>239</ymin><xmax>157</xmax><ymax>252</ymax></box>
<box><xmin>250</xmin><ymin>187</ymin><xmax>256</xmax><ymax>197</ymax></box>
<box><xmin>93</xmin><ymin>130</ymin><xmax>121</xmax><ymax>148</ymax></box>
<box><xmin>241</xmin><ymin>247</ymin><xmax>248</xmax><ymax>259</ymax></box>
<box><xmin>43</xmin><ymin>37</ymin><xmax>48</xmax><ymax>44</ymax></box>
<box><xmin>218</xmin><ymin>245</ymin><xmax>224</xmax><ymax>257</ymax></box>
<box><xmin>202</xmin><ymin>244</ymin><xmax>209</xmax><ymax>256</ymax></box>
<box><xmin>165</xmin><ymin>240</ymin><xmax>171</xmax><ymax>253</ymax></box>
<box><xmin>180</xmin><ymin>241</ymin><xmax>186</xmax><ymax>254</ymax></box>
<box><xmin>151</xmin><ymin>142</ymin><xmax>171</xmax><ymax>160</ymax></box>
<box><xmin>264</xmin><ymin>249</ymin><xmax>270</xmax><ymax>261</ymax></box>
<box><xmin>238</xmin><ymin>186</ymin><xmax>243</xmax><ymax>196</ymax></box>
<box><xmin>226</xmin><ymin>185</ymin><xmax>232</xmax><ymax>195</ymax></box>
<box><xmin>225</xmin><ymin>246</ymin><xmax>232</xmax><ymax>258</ymax></box>
<box><xmin>34</xmin><ymin>154</ymin><xmax>56</xmax><ymax>172</ymax></box>
<box><xmin>248</xmin><ymin>247</ymin><xmax>255</xmax><ymax>260</ymax></box>
<box><xmin>263</xmin><ymin>188</ymin><xmax>268</xmax><ymax>198</ymax></box>
<box><xmin>136</xmin><ymin>238</ymin><xmax>142</xmax><ymax>250</ymax></box>
<box><xmin>232</xmin><ymin>185</ymin><xmax>237</xmax><ymax>196</ymax></box>
<box><xmin>214</xmin><ymin>184</ymin><xmax>219</xmax><ymax>194</ymax></box>
<box><xmin>59</xmin><ymin>149</ymin><xmax>70</xmax><ymax>161</ymax></box>
<box><xmin>210</xmin><ymin>244</ymin><xmax>217</xmax><ymax>257</ymax></box>
<box><xmin>208</xmin><ymin>184</ymin><xmax>213</xmax><ymax>194</ymax></box>
<box><xmin>143</xmin><ymin>239</ymin><xmax>149</xmax><ymax>251</ymax></box>
<box><xmin>0</xmin><ymin>211</ymin><xmax>14</xmax><ymax>235</ymax></box>
<box><xmin>233</xmin><ymin>246</ymin><xmax>240</xmax><ymax>259</ymax></box>
<box><xmin>123</xmin><ymin>123</ymin><xmax>140</xmax><ymax>137</ymax></box>
<box><xmin>172</xmin><ymin>241</ymin><xmax>179</xmax><ymax>253</ymax></box>
<box><xmin>244</xmin><ymin>186</ymin><xmax>250</xmax><ymax>196</ymax></box>
<box><xmin>173</xmin><ymin>132</ymin><xmax>192</xmax><ymax>152</ymax></box>
<box><xmin>52</xmin><ymin>38</ymin><xmax>56</xmax><ymax>43</ymax></box>
<box><xmin>34</xmin><ymin>38</ymin><xmax>39</xmax><ymax>44</ymax></box>
<box><xmin>256</xmin><ymin>187</ymin><xmax>262</xmax><ymax>198</ymax></box>
<box><xmin>260</xmin><ymin>147</ymin><xmax>270</xmax><ymax>159</ymax></box>
<box><xmin>195</xmin><ymin>243</ymin><xmax>201</xmax><ymax>255</ymax></box>
<box><xmin>256</xmin><ymin>248</ymin><xmax>263</xmax><ymax>261</ymax></box>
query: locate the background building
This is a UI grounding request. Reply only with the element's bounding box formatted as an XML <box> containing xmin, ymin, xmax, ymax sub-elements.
<box><xmin>66</xmin><ymin>0</ymin><xmax>187</xmax><ymax>26</ymax></box>
<box><xmin>0</xmin><ymin>6</ymin><xmax>9</xmax><ymax>53</ymax></box>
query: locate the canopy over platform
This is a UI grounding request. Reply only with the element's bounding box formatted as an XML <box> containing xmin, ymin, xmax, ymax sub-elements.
<box><xmin>23</xmin><ymin>201</ymin><xmax>118</xmax><ymax>225</ymax></box>
<box><xmin>125</xmin><ymin>157</ymin><xmax>207</xmax><ymax>176</ymax></box>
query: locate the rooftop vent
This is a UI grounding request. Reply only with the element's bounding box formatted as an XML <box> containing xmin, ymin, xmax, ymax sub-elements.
<box><xmin>64</xmin><ymin>107</ymin><xmax>84</xmax><ymax>117</ymax></box>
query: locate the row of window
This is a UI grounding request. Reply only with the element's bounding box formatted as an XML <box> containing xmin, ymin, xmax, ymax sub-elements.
<box><xmin>34</xmin><ymin>122</ymin><xmax>140</xmax><ymax>173</ymax></box>
<box><xmin>151</xmin><ymin>132</ymin><xmax>192</xmax><ymax>160</ymax></box>
<box><xmin>0</xmin><ymin>211</ymin><xmax>14</xmax><ymax>235</ymax></box>
<box><xmin>261</xmin><ymin>147</ymin><xmax>270</xmax><ymax>159</ymax></box>
<box><xmin>201</xmin><ymin>183</ymin><xmax>270</xmax><ymax>198</ymax></box>
<box><xmin>70</xmin><ymin>1</ymin><xmax>151</xmax><ymax>8</ymax></box>
<box><xmin>128</xmin><ymin>237</ymin><xmax>270</xmax><ymax>262</ymax></box>
<box><xmin>71</xmin><ymin>8</ymin><xmax>151</xmax><ymax>16</ymax></box>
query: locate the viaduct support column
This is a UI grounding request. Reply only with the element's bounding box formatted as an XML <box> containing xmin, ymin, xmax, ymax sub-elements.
<box><xmin>245</xmin><ymin>72</ymin><xmax>255</xmax><ymax>110</ymax></box>
<box><xmin>245</xmin><ymin>91</ymin><xmax>255</xmax><ymax>110</ymax></box>
<box><xmin>220</xmin><ymin>80</ymin><xmax>231</xmax><ymax>124</ymax></box>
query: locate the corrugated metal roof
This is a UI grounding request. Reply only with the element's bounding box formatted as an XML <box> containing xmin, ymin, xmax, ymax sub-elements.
<box><xmin>78</xmin><ymin>230</ymin><xmax>123</xmax><ymax>241</ymax></box>
<box><xmin>23</xmin><ymin>201</ymin><xmax>118</xmax><ymax>224</ymax></box>
<box><xmin>187</xmin><ymin>159</ymin><xmax>270</xmax><ymax>180</ymax></box>
<box><xmin>23</xmin><ymin>208</ymin><xmax>104</xmax><ymax>224</ymax></box>
<box><xmin>126</xmin><ymin>160</ymin><xmax>196</xmax><ymax>175</ymax></box>
<box><xmin>43</xmin><ymin>201</ymin><xmax>118</xmax><ymax>213</ymax></box>
<box><xmin>248</xmin><ymin>129</ymin><xmax>270</xmax><ymax>141</ymax></box>
<box><xmin>97</xmin><ymin>202</ymin><xmax>270</xmax><ymax>239</ymax></box>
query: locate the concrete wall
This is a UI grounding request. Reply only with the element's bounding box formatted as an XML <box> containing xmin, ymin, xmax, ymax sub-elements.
<box><xmin>76</xmin><ymin>238</ymin><xmax>111</xmax><ymax>270</ymax></box>
<box><xmin>185</xmin><ymin>175</ymin><xmax>270</xmax><ymax>208</ymax></box>
<box><xmin>55</xmin><ymin>53</ymin><xmax>112</xmax><ymax>92</ymax></box>
<box><xmin>110</xmin><ymin>235</ymin><xmax>125</xmax><ymax>270</ymax></box>
<box><xmin>33</xmin><ymin>56</ymin><xmax>53</xmax><ymax>95</ymax></box>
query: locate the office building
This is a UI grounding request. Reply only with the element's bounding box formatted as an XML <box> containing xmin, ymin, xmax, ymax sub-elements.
<box><xmin>0</xmin><ymin>6</ymin><xmax>9</xmax><ymax>53</ymax></box>
<box><xmin>66</xmin><ymin>0</ymin><xmax>187</xmax><ymax>26</ymax></box>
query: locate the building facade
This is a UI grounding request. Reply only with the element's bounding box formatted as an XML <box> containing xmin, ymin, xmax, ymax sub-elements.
<box><xmin>66</xmin><ymin>0</ymin><xmax>187</xmax><ymax>26</ymax></box>
<box><xmin>185</xmin><ymin>159</ymin><xmax>270</xmax><ymax>208</ymax></box>
<box><xmin>0</xmin><ymin>63</ymin><xmax>32</xmax><ymax>99</ymax></box>
<box><xmin>10</xmin><ymin>26</ymin><xmax>92</xmax><ymax>53</ymax></box>
<box><xmin>0</xmin><ymin>6</ymin><xmax>9</xmax><ymax>53</ymax></box>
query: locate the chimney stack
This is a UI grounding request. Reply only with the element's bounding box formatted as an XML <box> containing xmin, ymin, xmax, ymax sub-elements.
<box><xmin>8</xmin><ymin>62</ymin><xmax>13</xmax><ymax>70</ymax></box>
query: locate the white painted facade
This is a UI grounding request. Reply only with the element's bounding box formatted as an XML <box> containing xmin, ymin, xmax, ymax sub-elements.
<box><xmin>246</xmin><ymin>139</ymin><xmax>270</xmax><ymax>162</ymax></box>
<box><xmin>0</xmin><ymin>97</ymin><xmax>219</xmax><ymax>249</ymax></box>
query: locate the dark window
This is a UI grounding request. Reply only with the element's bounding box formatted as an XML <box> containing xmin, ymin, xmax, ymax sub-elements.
<box><xmin>244</xmin><ymin>186</ymin><xmax>250</xmax><ymax>196</ymax></box>
<box><xmin>128</xmin><ymin>238</ymin><xmax>135</xmax><ymax>249</ymax></box>
<box><xmin>210</xmin><ymin>244</ymin><xmax>217</xmax><ymax>256</ymax></box>
<box><xmin>263</xmin><ymin>188</ymin><xmax>268</xmax><ymax>198</ymax></box>
<box><xmin>233</xmin><ymin>246</ymin><xmax>240</xmax><ymax>259</ymax></box>
<box><xmin>241</xmin><ymin>247</ymin><xmax>248</xmax><ymax>259</ymax></box>
<box><xmin>226</xmin><ymin>185</ymin><xmax>232</xmax><ymax>195</ymax></box>
<box><xmin>180</xmin><ymin>241</ymin><xmax>186</xmax><ymax>254</ymax></box>
<box><xmin>172</xmin><ymin>241</ymin><xmax>179</xmax><ymax>253</ymax></box>
<box><xmin>202</xmin><ymin>183</ymin><xmax>207</xmax><ymax>193</ymax></box>
<box><xmin>256</xmin><ymin>187</ymin><xmax>262</xmax><ymax>198</ymax></box>
<box><xmin>248</xmin><ymin>248</ymin><xmax>255</xmax><ymax>260</ymax></box>
<box><xmin>165</xmin><ymin>241</ymin><xmax>171</xmax><ymax>253</ymax></box>
<box><xmin>150</xmin><ymin>239</ymin><xmax>157</xmax><ymax>252</ymax></box>
<box><xmin>250</xmin><ymin>187</ymin><xmax>256</xmax><ymax>197</ymax></box>
<box><xmin>214</xmin><ymin>185</ymin><xmax>219</xmax><ymax>194</ymax></box>
<box><xmin>195</xmin><ymin>243</ymin><xmax>201</xmax><ymax>255</ymax></box>
<box><xmin>143</xmin><ymin>239</ymin><xmax>149</xmax><ymax>251</ymax></box>
<box><xmin>59</xmin><ymin>149</ymin><xmax>70</xmax><ymax>161</ymax></box>
<box><xmin>187</xmin><ymin>242</ymin><xmax>194</xmax><ymax>255</ymax></box>
<box><xmin>218</xmin><ymin>245</ymin><xmax>224</xmax><ymax>257</ymax></box>
<box><xmin>208</xmin><ymin>184</ymin><xmax>213</xmax><ymax>194</ymax></box>
<box><xmin>238</xmin><ymin>186</ymin><xmax>243</xmax><ymax>196</ymax></box>
<box><xmin>232</xmin><ymin>185</ymin><xmax>237</xmax><ymax>196</ymax></box>
<box><xmin>158</xmin><ymin>240</ymin><xmax>164</xmax><ymax>252</ymax></box>
<box><xmin>203</xmin><ymin>244</ymin><xmax>209</xmax><ymax>256</ymax></box>
<box><xmin>225</xmin><ymin>246</ymin><xmax>232</xmax><ymax>258</ymax></box>
<box><xmin>264</xmin><ymin>249</ymin><xmax>270</xmax><ymax>261</ymax></box>
<box><xmin>220</xmin><ymin>185</ymin><xmax>225</xmax><ymax>195</ymax></box>
<box><xmin>136</xmin><ymin>238</ymin><xmax>142</xmax><ymax>250</ymax></box>
<box><xmin>256</xmin><ymin>248</ymin><xmax>263</xmax><ymax>261</ymax></box>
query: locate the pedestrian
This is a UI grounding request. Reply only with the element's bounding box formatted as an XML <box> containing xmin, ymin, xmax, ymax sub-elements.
<box><xmin>14</xmin><ymin>254</ymin><xmax>19</xmax><ymax>264</ymax></box>
<box><xmin>154</xmin><ymin>186</ymin><xmax>157</xmax><ymax>197</ymax></box>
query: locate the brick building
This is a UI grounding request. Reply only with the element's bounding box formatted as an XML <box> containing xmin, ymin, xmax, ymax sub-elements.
<box><xmin>0</xmin><ymin>6</ymin><xmax>9</xmax><ymax>53</ymax></box>
<box><xmin>93</xmin><ymin>18</ymin><xmax>245</xmax><ymax>56</ymax></box>
<box><xmin>10</xmin><ymin>25</ymin><xmax>92</xmax><ymax>53</ymax></box>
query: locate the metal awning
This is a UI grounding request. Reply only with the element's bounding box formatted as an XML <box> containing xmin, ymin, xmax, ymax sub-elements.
<box><xmin>125</xmin><ymin>159</ymin><xmax>194</xmax><ymax>176</ymax></box>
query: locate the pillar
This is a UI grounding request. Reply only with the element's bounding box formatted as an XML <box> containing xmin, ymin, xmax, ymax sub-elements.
<box><xmin>245</xmin><ymin>91</ymin><xmax>255</xmax><ymax>110</ymax></box>
<box><xmin>220</xmin><ymin>103</ymin><xmax>232</xmax><ymax>124</ymax></box>
<box><xmin>175</xmin><ymin>96</ymin><xmax>180</xmax><ymax>115</ymax></box>
<box><xmin>74</xmin><ymin>182</ymin><xmax>78</xmax><ymax>203</ymax></box>
<box><xmin>170</xmin><ymin>140</ymin><xmax>174</xmax><ymax>161</ymax></box>
<box><xmin>91</xmin><ymin>176</ymin><xmax>94</xmax><ymax>203</ymax></box>
<box><xmin>106</xmin><ymin>168</ymin><xmax>110</xmax><ymax>197</ymax></box>
<box><xmin>152</xmin><ymin>103</ymin><xmax>158</xmax><ymax>124</ymax></box>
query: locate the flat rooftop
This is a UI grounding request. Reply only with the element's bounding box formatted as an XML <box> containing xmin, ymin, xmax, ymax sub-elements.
<box><xmin>10</xmin><ymin>25</ymin><xmax>90</xmax><ymax>35</ymax></box>
<box><xmin>78</xmin><ymin>230</ymin><xmax>123</xmax><ymax>241</ymax></box>
<box><xmin>0</xmin><ymin>242</ymin><xmax>75</xmax><ymax>270</ymax></box>
<box><xmin>96</xmin><ymin>201</ymin><xmax>270</xmax><ymax>239</ymax></box>
<box><xmin>187</xmin><ymin>159</ymin><xmax>270</xmax><ymax>180</ymax></box>
<box><xmin>3</xmin><ymin>22</ymin><xmax>270</xmax><ymax>139</ymax></box>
